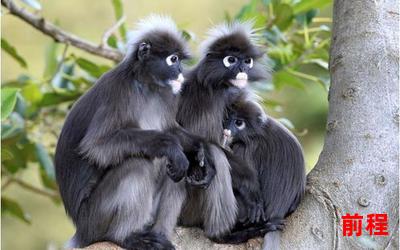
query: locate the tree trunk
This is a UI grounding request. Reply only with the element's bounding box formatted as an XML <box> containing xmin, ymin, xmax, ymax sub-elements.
<box><xmin>78</xmin><ymin>1</ymin><xmax>399</xmax><ymax>249</ymax></box>
<box><xmin>280</xmin><ymin>0</ymin><xmax>399</xmax><ymax>249</ymax></box>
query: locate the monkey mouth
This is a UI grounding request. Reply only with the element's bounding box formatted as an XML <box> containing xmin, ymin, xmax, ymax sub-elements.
<box><xmin>169</xmin><ymin>73</ymin><xmax>184</xmax><ymax>94</ymax></box>
<box><xmin>222</xmin><ymin>129</ymin><xmax>232</xmax><ymax>148</ymax></box>
<box><xmin>230</xmin><ymin>72</ymin><xmax>248</xmax><ymax>89</ymax></box>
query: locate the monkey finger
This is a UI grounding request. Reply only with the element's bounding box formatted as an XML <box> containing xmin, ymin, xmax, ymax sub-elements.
<box><xmin>195</xmin><ymin>145</ymin><xmax>206</xmax><ymax>167</ymax></box>
<box><xmin>166</xmin><ymin>163</ymin><xmax>186</xmax><ymax>182</ymax></box>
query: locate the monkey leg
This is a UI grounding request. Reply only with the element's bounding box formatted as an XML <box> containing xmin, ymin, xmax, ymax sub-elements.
<box><xmin>202</xmin><ymin>145</ymin><xmax>238</xmax><ymax>238</ymax></box>
<box><xmin>73</xmin><ymin>158</ymin><xmax>176</xmax><ymax>249</ymax></box>
<box><xmin>152</xmin><ymin>176</ymin><xmax>187</xmax><ymax>238</ymax></box>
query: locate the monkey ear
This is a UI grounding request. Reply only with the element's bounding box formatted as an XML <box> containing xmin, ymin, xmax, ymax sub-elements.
<box><xmin>137</xmin><ymin>42</ymin><xmax>151</xmax><ymax>61</ymax></box>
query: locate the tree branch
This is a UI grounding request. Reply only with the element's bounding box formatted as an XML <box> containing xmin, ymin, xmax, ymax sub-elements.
<box><xmin>3</xmin><ymin>175</ymin><xmax>60</xmax><ymax>199</ymax></box>
<box><xmin>1</xmin><ymin>0</ymin><xmax>124</xmax><ymax>62</ymax></box>
<box><xmin>101</xmin><ymin>15</ymin><xmax>126</xmax><ymax>49</ymax></box>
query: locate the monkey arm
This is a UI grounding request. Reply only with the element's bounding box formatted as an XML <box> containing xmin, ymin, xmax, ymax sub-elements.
<box><xmin>77</xmin><ymin>105</ymin><xmax>189</xmax><ymax>181</ymax></box>
<box><xmin>79</xmin><ymin>127</ymin><xmax>189</xmax><ymax>182</ymax></box>
<box><xmin>167</xmin><ymin>126</ymin><xmax>208</xmax><ymax>152</ymax></box>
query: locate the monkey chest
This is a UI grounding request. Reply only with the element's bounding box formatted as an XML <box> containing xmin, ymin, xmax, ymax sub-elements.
<box><xmin>136</xmin><ymin>99</ymin><xmax>173</xmax><ymax>131</ymax></box>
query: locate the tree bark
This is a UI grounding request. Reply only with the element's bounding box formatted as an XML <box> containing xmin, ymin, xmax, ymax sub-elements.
<box><xmin>279</xmin><ymin>0</ymin><xmax>399</xmax><ymax>249</ymax></box>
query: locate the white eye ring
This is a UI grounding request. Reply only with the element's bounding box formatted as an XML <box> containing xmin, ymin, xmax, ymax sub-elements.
<box><xmin>223</xmin><ymin>56</ymin><xmax>237</xmax><ymax>68</ymax></box>
<box><xmin>245</xmin><ymin>58</ymin><xmax>254</xmax><ymax>68</ymax></box>
<box><xmin>166</xmin><ymin>54</ymin><xmax>179</xmax><ymax>66</ymax></box>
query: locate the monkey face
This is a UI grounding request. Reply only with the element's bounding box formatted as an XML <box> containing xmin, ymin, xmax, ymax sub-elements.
<box><xmin>200</xmin><ymin>32</ymin><xmax>266</xmax><ymax>89</ymax></box>
<box><xmin>221</xmin><ymin>54</ymin><xmax>254</xmax><ymax>89</ymax></box>
<box><xmin>223</xmin><ymin>114</ymin><xmax>248</xmax><ymax>145</ymax></box>
<box><xmin>132</xmin><ymin>31</ymin><xmax>190</xmax><ymax>94</ymax></box>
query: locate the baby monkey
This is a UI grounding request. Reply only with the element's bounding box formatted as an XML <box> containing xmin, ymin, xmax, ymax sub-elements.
<box><xmin>220</xmin><ymin>96</ymin><xmax>306</xmax><ymax>248</ymax></box>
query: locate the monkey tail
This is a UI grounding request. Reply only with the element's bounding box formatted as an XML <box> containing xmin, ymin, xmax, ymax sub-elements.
<box><xmin>262</xmin><ymin>231</ymin><xmax>281</xmax><ymax>250</ymax></box>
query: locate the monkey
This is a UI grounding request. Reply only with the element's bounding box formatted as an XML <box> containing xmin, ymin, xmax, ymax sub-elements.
<box><xmin>216</xmin><ymin>94</ymin><xmax>306</xmax><ymax>249</ymax></box>
<box><xmin>55</xmin><ymin>15</ymin><xmax>214</xmax><ymax>250</ymax></box>
<box><xmin>176</xmin><ymin>21</ymin><xmax>268</xmax><ymax>239</ymax></box>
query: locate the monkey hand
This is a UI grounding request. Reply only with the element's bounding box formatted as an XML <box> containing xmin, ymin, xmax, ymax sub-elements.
<box><xmin>147</xmin><ymin>134</ymin><xmax>189</xmax><ymax>182</ymax></box>
<box><xmin>165</xmin><ymin>147</ymin><xmax>189</xmax><ymax>182</ymax></box>
<box><xmin>185</xmin><ymin>161</ymin><xmax>216</xmax><ymax>189</ymax></box>
<box><xmin>185</xmin><ymin>143</ymin><xmax>216</xmax><ymax>189</ymax></box>
<box><xmin>245</xmin><ymin>195</ymin><xmax>265</xmax><ymax>224</ymax></box>
<box><xmin>236</xmin><ymin>187</ymin><xmax>265</xmax><ymax>224</ymax></box>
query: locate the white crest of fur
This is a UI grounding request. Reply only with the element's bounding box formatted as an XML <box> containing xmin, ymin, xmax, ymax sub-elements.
<box><xmin>125</xmin><ymin>14</ymin><xmax>185</xmax><ymax>57</ymax></box>
<box><xmin>199</xmin><ymin>20</ymin><xmax>260</xmax><ymax>56</ymax></box>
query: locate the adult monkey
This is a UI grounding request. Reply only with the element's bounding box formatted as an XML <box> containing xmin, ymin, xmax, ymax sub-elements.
<box><xmin>55</xmin><ymin>15</ymin><xmax>213</xmax><ymax>250</ymax></box>
<box><xmin>179</xmin><ymin>21</ymin><xmax>305</xmax><ymax>248</ymax></box>
<box><xmin>177</xmin><ymin>21</ymin><xmax>267</xmax><ymax>239</ymax></box>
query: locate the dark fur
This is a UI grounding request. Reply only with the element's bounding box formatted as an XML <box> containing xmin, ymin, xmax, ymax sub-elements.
<box><xmin>176</xmin><ymin>31</ymin><xmax>268</xmax><ymax>238</ymax></box>
<box><xmin>55</xmin><ymin>28</ymin><xmax>210</xmax><ymax>250</ymax></box>
<box><xmin>216</xmin><ymin>97</ymin><xmax>306</xmax><ymax>246</ymax></box>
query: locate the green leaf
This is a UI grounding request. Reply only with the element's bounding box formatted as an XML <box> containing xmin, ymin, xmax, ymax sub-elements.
<box><xmin>43</xmin><ymin>42</ymin><xmax>59</xmax><ymax>79</ymax></box>
<box><xmin>111</xmin><ymin>0</ymin><xmax>127</xmax><ymax>40</ymax></box>
<box><xmin>111</xmin><ymin>0</ymin><xmax>124</xmax><ymax>19</ymax></box>
<box><xmin>295</xmin><ymin>9</ymin><xmax>318</xmax><ymax>25</ymax></box>
<box><xmin>1</xmin><ymin>113</ymin><xmax>24</xmax><ymax>140</ymax></box>
<box><xmin>107</xmin><ymin>34</ymin><xmax>118</xmax><ymax>49</ymax></box>
<box><xmin>293</xmin><ymin>0</ymin><xmax>331</xmax><ymax>14</ymax></box>
<box><xmin>181</xmin><ymin>30</ymin><xmax>195</xmax><ymax>41</ymax></box>
<box><xmin>76</xmin><ymin>58</ymin><xmax>110</xmax><ymax>78</ymax></box>
<box><xmin>39</xmin><ymin>166</ymin><xmax>58</xmax><ymax>190</ymax></box>
<box><xmin>1</xmin><ymin>39</ymin><xmax>27</xmax><ymax>68</ymax></box>
<box><xmin>303</xmin><ymin>58</ymin><xmax>329</xmax><ymax>70</ymax></box>
<box><xmin>1</xmin><ymin>88</ymin><xmax>20</xmax><ymax>120</ymax></box>
<box><xmin>1</xmin><ymin>148</ymin><xmax>13</xmax><ymax>161</ymax></box>
<box><xmin>274</xmin><ymin>4</ymin><xmax>293</xmax><ymax>31</ymax></box>
<box><xmin>1</xmin><ymin>197</ymin><xmax>31</xmax><ymax>224</ymax></box>
<box><xmin>1</xmin><ymin>137</ymin><xmax>35</xmax><ymax>173</ymax></box>
<box><xmin>235</xmin><ymin>0</ymin><xmax>258</xmax><ymax>20</ymax></box>
<box><xmin>21</xmin><ymin>0</ymin><xmax>42</xmax><ymax>10</ymax></box>
<box><xmin>34</xmin><ymin>143</ymin><xmax>55</xmax><ymax>181</ymax></box>
<box><xmin>39</xmin><ymin>92</ymin><xmax>81</xmax><ymax>107</ymax></box>
<box><xmin>52</xmin><ymin>63</ymin><xmax>75</xmax><ymax>90</ymax></box>
<box><xmin>21</xmin><ymin>84</ymin><xmax>42</xmax><ymax>104</ymax></box>
<box><xmin>273</xmin><ymin>70</ymin><xmax>305</xmax><ymax>90</ymax></box>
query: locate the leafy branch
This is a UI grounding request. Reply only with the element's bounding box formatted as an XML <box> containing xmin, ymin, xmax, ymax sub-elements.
<box><xmin>1</xmin><ymin>0</ymin><xmax>123</xmax><ymax>62</ymax></box>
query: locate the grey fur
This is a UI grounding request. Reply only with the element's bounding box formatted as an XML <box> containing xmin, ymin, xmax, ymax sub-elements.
<box><xmin>203</xmin><ymin>145</ymin><xmax>238</xmax><ymax>237</ymax></box>
<box><xmin>55</xmin><ymin>16</ymin><xmax>204</xmax><ymax>250</ymax></box>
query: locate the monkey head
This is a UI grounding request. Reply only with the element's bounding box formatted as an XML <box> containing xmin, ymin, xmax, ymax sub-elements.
<box><xmin>198</xmin><ymin>21</ymin><xmax>268</xmax><ymax>89</ymax></box>
<box><xmin>125</xmin><ymin>15</ymin><xmax>190</xmax><ymax>94</ymax></box>
<box><xmin>223</xmin><ymin>100</ymin><xmax>267</xmax><ymax>146</ymax></box>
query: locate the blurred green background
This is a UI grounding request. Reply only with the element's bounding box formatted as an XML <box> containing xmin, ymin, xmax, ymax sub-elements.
<box><xmin>1</xmin><ymin>0</ymin><xmax>331</xmax><ymax>249</ymax></box>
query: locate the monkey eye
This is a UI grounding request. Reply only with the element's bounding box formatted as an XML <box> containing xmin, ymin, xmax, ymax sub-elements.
<box><xmin>234</xmin><ymin>119</ymin><xmax>246</xmax><ymax>130</ymax></box>
<box><xmin>244</xmin><ymin>58</ymin><xmax>254</xmax><ymax>68</ymax></box>
<box><xmin>223</xmin><ymin>56</ymin><xmax>238</xmax><ymax>67</ymax></box>
<box><xmin>166</xmin><ymin>54</ymin><xmax>179</xmax><ymax>66</ymax></box>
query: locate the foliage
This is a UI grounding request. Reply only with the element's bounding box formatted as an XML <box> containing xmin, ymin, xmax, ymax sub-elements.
<box><xmin>1</xmin><ymin>0</ymin><xmax>331</xmax><ymax>223</ymax></box>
